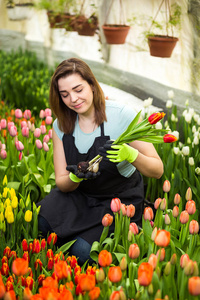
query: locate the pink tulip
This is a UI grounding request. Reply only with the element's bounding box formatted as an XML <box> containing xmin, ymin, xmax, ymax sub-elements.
<box><xmin>45</xmin><ymin>116</ymin><xmax>53</xmax><ymax>125</ymax></box>
<box><xmin>7</xmin><ymin>122</ymin><xmax>15</xmax><ymax>131</ymax></box>
<box><xmin>45</xmin><ymin>108</ymin><xmax>52</xmax><ymax>117</ymax></box>
<box><xmin>189</xmin><ymin>220</ymin><xmax>199</xmax><ymax>234</ymax></box>
<box><xmin>1</xmin><ymin>144</ymin><xmax>6</xmax><ymax>150</ymax></box>
<box><xmin>48</xmin><ymin>129</ymin><xmax>52</xmax><ymax>139</ymax></box>
<box><xmin>43</xmin><ymin>142</ymin><xmax>49</xmax><ymax>152</ymax></box>
<box><xmin>34</xmin><ymin>128</ymin><xmax>41</xmax><ymax>138</ymax></box>
<box><xmin>172</xmin><ymin>206</ymin><xmax>179</xmax><ymax>218</ymax></box>
<box><xmin>180</xmin><ymin>210</ymin><xmax>189</xmax><ymax>224</ymax></box>
<box><xmin>19</xmin><ymin>152</ymin><xmax>23</xmax><ymax>161</ymax></box>
<box><xmin>15</xmin><ymin>109</ymin><xmax>23</xmax><ymax>119</ymax></box>
<box><xmin>35</xmin><ymin>139</ymin><xmax>42</xmax><ymax>150</ymax></box>
<box><xmin>21</xmin><ymin>121</ymin><xmax>27</xmax><ymax>128</ymax></box>
<box><xmin>174</xmin><ymin>193</ymin><xmax>181</xmax><ymax>205</ymax></box>
<box><xmin>126</xmin><ymin>204</ymin><xmax>135</xmax><ymax>218</ymax></box>
<box><xmin>0</xmin><ymin>119</ymin><xmax>7</xmax><ymax>129</ymax></box>
<box><xmin>120</xmin><ymin>203</ymin><xmax>127</xmax><ymax>216</ymax></box>
<box><xmin>39</xmin><ymin>110</ymin><xmax>45</xmax><ymax>119</ymax></box>
<box><xmin>9</xmin><ymin>126</ymin><xmax>17</xmax><ymax>137</ymax></box>
<box><xmin>163</xmin><ymin>180</ymin><xmax>171</xmax><ymax>193</ymax></box>
<box><xmin>24</xmin><ymin>110</ymin><xmax>31</xmax><ymax>120</ymax></box>
<box><xmin>129</xmin><ymin>222</ymin><xmax>139</xmax><ymax>235</ymax></box>
<box><xmin>128</xmin><ymin>243</ymin><xmax>140</xmax><ymax>259</ymax></box>
<box><xmin>180</xmin><ymin>254</ymin><xmax>190</xmax><ymax>268</ymax></box>
<box><xmin>102</xmin><ymin>214</ymin><xmax>113</xmax><ymax>227</ymax></box>
<box><xmin>143</xmin><ymin>207</ymin><xmax>154</xmax><ymax>221</ymax></box>
<box><xmin>27</xmin><ymin>121</ymin><xmax>32</xmax><ymax>130</ymax></box>
<box><xmin>185</xmin><ymin>200</ymin><xmax>196</xmax><ymax>215</ymax></box>
<box><xmin>154</xmin><ymin>198</ymin><xmax>162</xmax><ymax>210</ymax></box>
<box><xmin>43</xmin><ymin>135</ymin><xmax>50</xmax><ymax>143</ymax></box>
<box><xmin>148</xmin><ymin>254</ymin><xmax>157</xmax><ymax>270</ymax></box>
<box><xmin>0</xmin><ymin>149</ymin><xmax>7</xmax><ymax>159</ymax></box>
<box><xmin>40</xmin><ymin>125</ymin><xmax>46</xmax><ymax>135</ymax></box>
<box><xmin>15</xmin><ymin>141</ymin><xmax>24</xmax><ymax>151</ymax></box>
<box><xmin>110</xmin><ymin>198</ymin><xmax>121</xmax><ymax>213</ymax></box>
<box><xmin>22</xmin><ymin>127</ymin><xmax>29</xmax><ymax>138</ymax></box>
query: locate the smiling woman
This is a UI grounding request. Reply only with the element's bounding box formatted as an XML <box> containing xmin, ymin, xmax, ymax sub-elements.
<box><xmin>37</xmin><ymin>57</ymin><xmax>164</xmax><ymax>265</ymax></box>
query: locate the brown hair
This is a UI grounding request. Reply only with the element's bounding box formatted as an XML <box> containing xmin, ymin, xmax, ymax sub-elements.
<box><xmin>49</xmin><ymin>58</ymin><xmax>107</xmax><ymax>134</ymax></box>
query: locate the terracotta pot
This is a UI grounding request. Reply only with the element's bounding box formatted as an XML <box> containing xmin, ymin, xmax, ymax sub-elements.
<box><xmin>102</xmin><ymin>24</ymin><xmax>130</xmax><ymax>44</ymax></box>
<box><xmin>148</xmin><ymin>35</ymin><xmax>179</xmax><ymax>58</ymax></box>
<box><xmin>75</xmin><ymin>15</ymin><xmax>98</xmax><ymax>36</ymax></box>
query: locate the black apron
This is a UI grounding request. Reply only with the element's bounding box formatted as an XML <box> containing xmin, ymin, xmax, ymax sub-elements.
<box><xmin>38</xmin><ymin>123</ymin><xmax>144</xmax><ymax>244</ymax></box>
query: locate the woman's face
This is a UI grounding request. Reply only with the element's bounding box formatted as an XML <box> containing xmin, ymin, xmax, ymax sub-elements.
<box><xmin>58</xmin><ymin>73</ymin><xmax>94</xmax><ymax>116</ymax></box>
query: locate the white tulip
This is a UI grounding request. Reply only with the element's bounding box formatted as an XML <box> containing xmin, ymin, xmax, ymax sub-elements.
<box><xmin>189</xmin><ymin>108</ymin><xmax>195</xmax><ymax>116</ymax></box>
<box><xmin>172</xmin><ymin>131</ymin><xmax>179</xmax><ymax>140</ymax></box>
<box><xmin>173</xmin><ymin>147</ymin><xmax>180</xmax><ymax>155</ymax></box>
<box><xmin>143</xmin><ymin>97</ymin><xmax>153</xmax><ymax>108</ymax></box>
<box><xmin>179</xmin><ymin>142</ymin><xmax>183</xmax><ymax>148</ymax></box>
<box><xmin>192</xmin><ymin>125</ymin><xmax>196</xmax><ymax>133</ymax></box>
<box><xmin>182</xmin><ymin>109</ymin><xmax>187</xmax><ymax>117</ymax></box>
<box><xmin>185</xmin><ymin>99</ymin><xmax>189</xmax><ymax>106</ymax></box>
<box><xmin>195</xmin><ymin>167</ymin><xmax>200</xmax><ymax>175</ymax></box>
<box><xmin>171</xmin><ymin>113</ymin><xmax>177</xmax><ymax>122</ymax></box>
<box><xmin>166</xmin><ymin>100</ymin><xmax>173</xmax><ymax>108</ymax></box>
<box><xmin>164</xmin><ymin>121</ymin><xmax>169</xmax><ymax>128</ymax></box>
<box><xmin>197</xmin><ymin>117</ymin><xmax>200</xmax><ymax>125</ymax></box>
<box><xmin>155</xmin><ymin>122</ymin><xmax>162</xmax><ymax>129</ymax></box>
<box><xmin>188</xmin><ymin>157</ymin><xmax>195</xmax><ymax>166</ymax></box>
<box><xmin>185</xmin><ymin>113</ymin><xmax>192</xmax><ymax>123</ymax></box>
<box><xmin>182</xmin><ymin>146</ymin><xmax>190</xmax><ymax>156</ymax></box>
<box><xmin>193</xmin><ymin>136</ymin><xmax>199</xmax><ymax>145</ymax></box>
<box><xmin>193</xmin><ymin>114</ymin><xmax>199</xmax><ymax>122</ymax></box>
<box><xmin>167</xmin><ymin>90</ymin><xmax>174</xmax><ymax>99</ymax></box>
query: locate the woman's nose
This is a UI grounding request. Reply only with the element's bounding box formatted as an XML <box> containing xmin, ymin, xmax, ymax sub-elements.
<box><xmin>70</xmin><ymin>92</ymin><xmax>78</xmax><ymax>102</ymax></box>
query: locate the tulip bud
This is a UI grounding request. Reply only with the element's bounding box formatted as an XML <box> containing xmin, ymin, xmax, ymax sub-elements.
<box><xmin>143</xmin><ymin>207</ymin><xmax>154</xmax><ymax>221</ymax></box>
<box><xmin>43</xmin><ymin>134</ymin><xmax>50</xmax><ymax>144</ymax></box>
<box><xmin>129</xmin><ymin>222</ymin><xmax>139</xmax><ymax>235</ymax></box>
<box><xmin>7</xmin><ymin>211</ymin><xmax>14</xmax><ymax>224</ymax></box>
<box><xmin>172</xmin><ymin>205</ymin><xmax>179</xmax><ymax>218</ymax></box>
<box><xmin>24</xmin><ymin>110</ymin><xmax>31</xmax><ymax>120</ymax></box>
<box><xmin>39</xmin><ymin>110</ymin><xmax>45</xmax><ymax>119</ymax></box>
<box><xmin>189</xmin><ymin>157</ymin><xmax>195</xmax><ymax>166</ymax></box>
<box><xmin>0</xmin><ymin>149</ymin><xmax>7</xmax><ymax>160</ymax></box>
<box><xmin>182</xmin><ymin>146</ymin><xmax>190</xmax><ymax>156</ymax></box>
<box><xmin>15</xmin><ymin>141</ymin><xmax>24</xmax><ymax>151</ymax></box>
<box><xmin>48</xmin><ymin>129</ymin><xmax>52</xmax><ymax>139</ymax></box>
<box><xmin>154</xmin><ymin>198</ymin><xmax>162</xmax><ymax>210</ymax></box>
<box><xmin>180</xmin><ymin>254</ymin><xmax>190</xmax><ymax>268</ymax></box>
<box><xmin>163</xmin><ymin>180</ymin><xmax>171</xmax><ymax>193</ymax></box>
<box><xmin>35</xmin><ymin>139</ymin><xmax>42</xmax><ymax>150</ymax></box>
<box><xmin>186</xmin><ymin>200</ymin><xmax>196</xmax><ymax>215</ymax></box>
<box><xmin>170</xmin><ymin>253</ymin><xmax>177</xmax><ymax>265</ymax></box>
<box><xmin>45</xmin><ymin>116</ymin><xmax>53</xmax><ymax>125</ymax></box>
<box><xmin>148</xmin><ymin>283</ymin><xmax>154</xmax><ymax>295</ymax></box>
<box><xmin>184</xmin><ymin>260</ymin><xmax>194</xmax><ymax>276</ymax></box>
<box><xmin>189</xmin><ymin>220</ymin><xmax>199</xmax><ymax>234</ymax></box>
<box><xmin>24</xmin><ymin>210</ymin><xmax>32</xmax><ymax>223</ymax></box>
<box><xmin>34</xmin><ymin>128</ymin><xmax>41</xmax><ymax>138</ymax></box>
<box><xmin>148</xmin><ymin>254</ymin><xmax>157</xmax><ymax>270</ymax></box>
<box><xmin>164</xmin><ymin>262</ymin><xmax>171</xmax><ymax>276</ymax></box>
<box><xmin>96</xmin><ymin>267</ymin><xmax>105</xmax><ymax>282</ymax></box>
<box><xmin>126</xmin><ymin>204</ymin><xmax>135</xmax><ymax>218</ymax></box>
<box><xmin>174</xmin><ymin>193</ymin><xmax>181</xmax><ymax>205</ymax></box>
<box><xmin>188</xmin><ymin>276</ymin><xmax>200</xmax><ymax>296</ymax></box>
<box><xmin>102</xmin><ymin>214</ymin><xmax>113</xmax><ymax>227</ymax></box>
<box><xmin>156</xmin><ymin>248</ymin><xmax>165</xmax><ymax>262</ymax></box>
<box><xmin>151</xmin><ymin>227</ymin><xmax>157</xmax><ymax>241</ymax></box>
<box><xmin>128</xmin><ymin>230</ymin><xmax>133</xmax><ymax>242</ymax></box>
<box><xmin>160</xmin><ymin>198</ymin><xmax>166</xmax><ymax>211</ymax></box>
<box><xmin>129</xmin><ymin>243</ymin><xmax>140</xmax><ymax>259</ymax></box>
<box><xmin>180</xmin><ymin>210</ymin><xmax>189</xmax><ymax>224</ymax></box>
<box><xmin>165</xmin><ymin>214</ymin><xmax>171</xmax><ymax>225</ymax></box>
<box><xmin>193</xmin><ymin>261</ymin><xmax>199</xmax><ymax>276</ymax></box>
<box><xmin>166</xmin><ymin>99</ymin><xmax>173</xmax><ymax>108</ymax></box>
<box><xmin>120</xmin><ymin>256</ymin><xmax>127</xmax><ymax>271</ymax></box>
<box><xmin>185</xmin><ymin>187</ymin><xmax>192</xmax><ymax>201</ymax></box>
<box><xmin>0</xmin><ymin>119</ymin><xmax>7</xmax><ymax>129</ymax></box>
<box><xmin>43</xmin><ymin>142</ymin><xmax>49</xmax><ymax>152</ymax></box>
<box><xmin>110</xmin><ymin>198</ymin><xmax>121</xmax><ymax>213</ymax></box>
<box><xmin>22</xmin><ymin>126</ymin><xmax>29</xmax><ymax>138</ymax></box>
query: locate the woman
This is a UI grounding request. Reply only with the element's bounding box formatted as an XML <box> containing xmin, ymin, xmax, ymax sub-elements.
<box><xmin>37</xmin><ymin>58</ymin><xmax>163</xmax><ymax>265</ymax></box>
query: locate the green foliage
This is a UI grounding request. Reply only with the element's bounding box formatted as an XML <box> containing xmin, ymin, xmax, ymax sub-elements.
<box><xmin>0</xmin><ymin>49</ymin><xmax>54</xmax><ymax>115</ymax></box>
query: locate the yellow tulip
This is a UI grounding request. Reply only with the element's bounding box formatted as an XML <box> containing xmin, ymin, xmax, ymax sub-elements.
<box><xmin>11</xmin><ymin>196</ymin><xmax>18</xmax><ymax>209</ymax></box>
<box><xmin>0</xmin><ymin>202</ymin><xmax>4</xmax><ymax>212</ymax></box>
<box><xmin>3</xmin><ymin>175</ymin><xmax>7</xmax><ymax>186</ymax></box>
<box><xmin>25</xmin><ymin>210</ymin><xmax>32</xmax><ymax>223</ymax></box>
<box><xmin>2</xmin><ymin>187</ymin><xmax>9</xmax><ymax>198</ymax></box>
<box><xmin>5</xmin><ymin>205</ymin><xmax>12</xmax><ymax>219</ymax></box>
<box><xmin>4</xmin><ymin>198</ymin><xmax>11</xmax><ymax>208</ymax></box>
<box><xmin>7</xmin><ymin>211</ymin><xmax>14</xmax><ymax>224</ymax></box>
<box><xmin>10</xmin><ymin>188</ymin><xmax>16</xmax><ymax>200</ymax></box>
<box><xmin>0</xmin><ymin>212</ymin><xmax>4</xmax><ymax>222</ymax></box>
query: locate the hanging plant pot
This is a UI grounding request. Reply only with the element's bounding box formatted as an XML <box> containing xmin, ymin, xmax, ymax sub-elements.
<box><xmin>6</xmin><ymin>4</ymin><xmax>34</xmax><ymax>21</ymax></box>
<box><xmin>148</xmin><ymin>35</ymin><xmax>179</xmax><ymax>58</ymax></box>
<box><xmin>102</xmin><ymin>24</ymin><xmax>130</xmax><ymax>44</ymax></box>
<box><xmin>75</xmin><ymin>15</ymin><xmax>98</xmax><ymax>36</ymax></box>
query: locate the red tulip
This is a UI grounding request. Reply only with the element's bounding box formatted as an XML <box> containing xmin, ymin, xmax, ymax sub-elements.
<box><xmin>148</xmin><ymin>112</ymin><xmax>165</xmax><ymax>124</ymax></box>
<box><xmin>108</xmin><ymin>266</ymin><xmax>122</xmax><ymax>283</ymax></box>
<box><xmin>12</xmin><ymin>258</ymin><xmax>28</xmax><ymax>276</ymax></box>
<box><xmin>1</xmin><ymin>263</ymin><xmax>10</xmax><ymax>276</ymax></box>
<box><xmin>25</xmin><ymin>276</ymin><xmax>34</xmax><ymax>290</ymax></box>
<box><xmin>180</xmin><ymin>210</ymin><xmax>189</xmax><ymax>224</ymax></box>
<box><xmin>188</xmin><ymin>276</ymin><xmax>200</xmax><ymax>296</ymax></box>
<box><xmin>138</xmin><ymin>262</ymin><xmax>153</xmax><ymax>286</ymax></box>
<box><xmin>154</xmin><ymin>230</ymin><xmax>170</xmax><ymax>247</ymax></box>
<box><xmin>41</xmin><ymin>239</ymin><xmax>46</xmax><ymax>250</ymax></box>
<box><xmin>3</xmin><ymin>247</ymin><xmax>11</xmax><ymax>258</ymax></box>
<box><xmin>98</xmin><ymin>250</ymin><xmax>112</xmax><ymax>267</ymax></box>
<box><xmin>143</xmin><ymin>207</ymin><xmax>154</xmax><ymax>221</ymax></box>
<box><xmin>47</xmin><ymin>233</ymin><xmax>57</xmax><ymax>245</ymax></box>
<box><xmin>22</xmin><ymin>239</ymin><xmax>28</xmax><ymax>251</ymax></box>
<box><xmin>102</xmin><ymin>213</ymin><xmax>113</xmax><ymax>227</ymax></box>
<box><xmin>34</xmin><ymin>259</ymin><xmax>43</xmax><ymax>271</ymax></box>
<box><xmin>163</xmin><ymin>134</ymin><xmax>177</xmax><ymax>143</ymax></box>
<box><xmin>38</xmin><ymin>275</ymin><xmax>45</xmax><ymax>287</ymax></box>
<box><xmin>32</xmin><ymin>239</ymin><xmax>41</xmax><ymax>254</ymax></box>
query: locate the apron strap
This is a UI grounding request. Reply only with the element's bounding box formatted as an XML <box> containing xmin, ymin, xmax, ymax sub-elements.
<box><xmin>100</xmin><ymin>123</ymin><xmax>105</xmax><ymax>137</ymax></box>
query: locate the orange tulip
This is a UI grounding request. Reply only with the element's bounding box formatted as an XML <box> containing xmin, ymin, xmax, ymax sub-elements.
<box><xmin>39</xmin><ymin>287</ymin><xmax>59</xmax><ymax>299</ymax></box>
<box><xmin>180</xmin><ymin>210</ymin><xmax>189</xmax><ymax>224</ymax></box>
<box><xmin>23</xmin><ymin>287</ymin><xmax>33</xmax><ymax>300</ymax></box>
<box><xmin>54</xmin><ymin>261</ymin><xmax>71</xmax><ymax>280</ymax></box>
<box><xmin>138</xmin><ymin>262</ymin><xmax>153</xmax><ymax>286</ymax></box>
<box><xmin>172</xmin><ymin>206</ymin><xmax>179</xmax><ymax>218</ymax></box>
<box><xmin>110</xmin><ymin>288</ymin><xmax>126</xmax><ymax>300</ymax></box>
<box><xmin>58</xmin><ymin>289</ymin><xmax>73</xmax><ymax>300</ymax></box>
<box><xmin>42</xmin><ymin>277</ymin><xmax>58</xmax><ymax>289</ymax></box>
<box><xmin>0</xmin><ymin>276</ymin><xmax>6</xmax><ymax>299</ymax></box>
<box><xmin>185</xmin><ymin>200</ymin><xmax>196</xmax><ymax>215</ymax></box>
<box><xmin>180</xmin><ymin>254</ymin><xmax>190</xmax><ymax>269</ymax></box>
<box><xmin>128</xmin><ymin>243</ymin><xmax>140</xmax><ymax>259</ymax></box>
<box><xmin>163</xmin><ymin>180</ymin><xmax>171</xmax><ymax>193</ymax></box>
<box><xmin>88</xmin><ymin>286</ymin><xmax>100</xmax><ymax>300</ymax></box>
<box><xmin>108</xmin><ymin>266</ymin><xmax>122</xmax><ymax>283</ymax></box>
<box><xmin>148</xmin><ymin>254</ymin><xmax>158</xmax><ymax>270</ymax></box>
<box><xmin>78</xmin><ymin>274</ymin><xmax>96</xmax><ymax>292</ymax></box>
<box><xmin>102</xmin><ymin>214</ymin><xmax>113</xmax><ymax>227</ymax></box>
<box><xmin>120</xmin><ymin>203</ymin><xmax>127</xmax><ymax>216</ymax></box>
<box><xmin>154</xmin><ymin>230</ymin><xmax>170</xmax><ymax>247</ymax></box>
<box><xmin>3</xmin><ymin>290</ymin><xmax>16</xmax><ymax>300</ymax></box>
<box><xmin>126</xmin><ymin>204</ymin><xmax>135</xmax><ymax>218</ymax></box>
<box><xmin>143</xmin><ymin>207</ymin><xmax>154</xmax><ymax>221</ymax></box>
<box><xmin>156</xmin><ymin>248</ymin><xmax>165</xmax><ymax>262</ymax></box>
<box><xmin>98</xmin><ymin>250</ymin><xmax>112</xmax><ymax>267</ymax></box>
<box><xmin>148</xmin><ymin>112</ymin><xmax>165</xmax><ymax>124</ymax></box>
<box><xmin>12</xmin><ymin>258</ymin><xmax>28</xmax><ymax>276</ymax></box>
<box><xmin>189</xmin><ymin>220</ymin><xmax>199</xmax><ymax>234</ymax></box>
<box><xmin>163</xmin><ymin>134</ymin><xmax>177</xmax><ymax>143</ymax></box>
<box><xmin>154</xmin><ymin>198</ymin><xmax>162</xmax><ymax>210</ymax></box>
<box><xmin>188</xmin><ymin>276</ymin><xmax>200</xmax><ymax>296</ymax></box>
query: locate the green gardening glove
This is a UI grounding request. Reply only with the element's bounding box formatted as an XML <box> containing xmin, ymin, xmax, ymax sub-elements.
<box><xmin>105</xmin><ymin>143</ymin><xmax>139</xmax><ymax>163</ymax></box>
<box><xmin>69</xmin><ymin>172</ymin><xmax>84</xmax><ymax>183</ymax></box>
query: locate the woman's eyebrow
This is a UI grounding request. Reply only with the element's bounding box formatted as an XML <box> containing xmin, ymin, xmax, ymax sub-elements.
<box><xmin>59</xmin><ymin>84</ymin><xmax>83</xmax><ymax>93</ymax></box>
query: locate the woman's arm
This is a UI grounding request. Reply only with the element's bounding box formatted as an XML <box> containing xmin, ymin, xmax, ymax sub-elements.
<box><xmin>53</xmin><ymin>128</ymin><xmax>80</xmax><ymax>192</ymax></box>
<box><xmin>130</xmin><ymin>140</ymin><xmax>164</xmax><ymax>179</ymax></box>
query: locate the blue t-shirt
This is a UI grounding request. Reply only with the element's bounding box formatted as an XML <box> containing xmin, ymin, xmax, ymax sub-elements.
<box><xmin>53</xmin><ymin>100</ymin><xmax>137</xmax><ymax>177</ymax></box>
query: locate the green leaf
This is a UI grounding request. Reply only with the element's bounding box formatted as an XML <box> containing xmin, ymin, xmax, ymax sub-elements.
<box><xmin>55</xmin><ymin>239</ymin><xmax>76</xmax><ymax>254</ymax></box>
<box><xmin>7</xmin><ymin>181</ymin><xmax>21</xmax><ymax>190</ymax></box>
